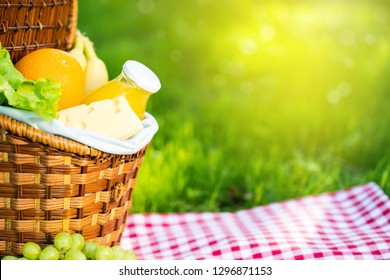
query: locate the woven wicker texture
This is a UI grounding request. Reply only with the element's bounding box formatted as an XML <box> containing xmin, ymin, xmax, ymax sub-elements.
<box><xmin>0</xmin><ymin>0</ymin><xmax>151</xmax><ymax>257</ymax></box>
<box><xmin>0</xmin><ymin>0</ymin><xmax>78</xmax><ymax>63</ymax></box>
<box><xmin>0</xmin><ymin>113</ymin><xmax>149</xmax><ymax>256</ymax></box>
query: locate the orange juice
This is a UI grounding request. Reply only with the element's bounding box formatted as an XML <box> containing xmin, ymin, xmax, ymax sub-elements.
<box><xmin>83</xmin><ymin>79</ymin><xmax>152</xmax><ymax>120</ymax></box>
<box><xmin>83</xmin><ymin>60</ymin><xmax>161</xmax><ymax>120</ymax></box>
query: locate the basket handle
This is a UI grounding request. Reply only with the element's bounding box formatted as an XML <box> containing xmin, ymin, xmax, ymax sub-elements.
<box><xmin>66</xmin><ymin>0</ymin><xmax>78</xmax><ymax>50</ymax></box>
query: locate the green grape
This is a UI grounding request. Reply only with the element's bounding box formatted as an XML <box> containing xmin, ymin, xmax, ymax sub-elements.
<box><xmin>64</xmin><ymin>249</ymin><xmax>87</xmax><ymax>260</ymax></box>
<box><xmin>22</xmin><ymin>242</ymin><xmax>42</xmax><ymax>260</ymax></box>
<box><xmin>123</xmin><ymin>250</ymin><xmax>137</xmax><ymax>260</ymax></box>
<box><xmin>83</xmin><ymin>241</ymin><xmax>99</xmax><ymax>260</ymax></box>
<box><xmin>2</xmin><ymin>255</ymin><xmax>18</xmax><ymax>260</ymax></box>
<box><xmin>54</xmin><ymin>232</ymin><xmax>73</xmax><ymax>252</ymax></box>
<box><xmin>95</xmin><ymin>246</ymin><xmax>113</xmax><ymax>260</ymax></box>
<box><xmin>59</xmin><ymin>251</ymin><xmax>66</xmax><ymax>260</ymax></box>
<box><xmin>39</xmin><ymin>245</ymin><xmax>60</xmax><ymax>260</ymax></box>
<box><xmin>70</xmin><ymin>233</ymin><xmax>85</xmax><ymax>251</ymax></box>
<box><xmin>18</xmin><ymin>257</ymin><xmax>28</xmax><ymax>260</ymax></box>
<box><xmin>111</xmin><ymin>246</ymin><xmax>125</xmax><ymax>260</ymax></box>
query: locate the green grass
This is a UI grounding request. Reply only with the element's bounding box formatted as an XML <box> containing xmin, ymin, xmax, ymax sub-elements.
<box><xmin>78</xmin><ymin>0</ymin><xmax>390</xmax><ymax>213</ymax></box>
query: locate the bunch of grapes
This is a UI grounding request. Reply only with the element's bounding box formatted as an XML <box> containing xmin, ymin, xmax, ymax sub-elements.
<box><xmin>2</xmin><ymin>232</ymin><xmax>136</xmax><ymax>260</ymax></box>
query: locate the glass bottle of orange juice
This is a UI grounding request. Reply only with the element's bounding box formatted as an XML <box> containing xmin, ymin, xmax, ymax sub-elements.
<box><xmin>83</xmin><ymin>60</ymin><xmax>161</xmax><ymax>120</ymax></box>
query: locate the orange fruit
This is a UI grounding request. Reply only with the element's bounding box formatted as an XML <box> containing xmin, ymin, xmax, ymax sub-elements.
<box><xmin>15</xmin><ymin>48</ymin><xmax>86</xmax><ymax>111</ymax></box>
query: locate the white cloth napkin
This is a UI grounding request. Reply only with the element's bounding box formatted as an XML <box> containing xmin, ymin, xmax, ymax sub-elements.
<box><xmin>0</xmin><ymin>106</ymin><xmax>158</xmax><ymax>155</ymax></box>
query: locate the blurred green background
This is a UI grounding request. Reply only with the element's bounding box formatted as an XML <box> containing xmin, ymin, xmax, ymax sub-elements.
<box><xmin>78</xmin><ymin>0</ymin><xmax>390</xmax><ymax>213</ymax></box>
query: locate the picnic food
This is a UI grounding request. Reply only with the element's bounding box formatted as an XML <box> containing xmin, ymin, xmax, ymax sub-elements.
<box><xmin>15</xmin><ymin>48</ymin><xmax>86</xmax><ymax>111</ymax></box>
<box><xmin>71</xmin><ymin>233</ymin><xmax>86</xmax><ymax>250</ymax></box>
<box><xmin>1</xmin><ymin>232</ymin><xmax>136</xmax><ymax>260</ymax></box>
<box><xmin>2</xmin><ymin>256</ymin><xmax>19</xmax><ymax>260</ymax></box>
<box><xmin>0</xmin><ymin>45</ymin><xmax>61</xmax><ymax>120</ymax></box>
<box><xmin>57</xmin><ymin>95</ymin><xmax>143</xmax><ymax>140</ymax></box>
<box><xmin>83</xmin><ymin>60</ymin><xmax>161</xmax><ymax>120</ymax></box>
<box><xmin>82</xmin><ymin>33</ymin><xmax>110</xmax><ymax>93</ymax></box>
<box><xmin>0</xmin><ymin>0</ymin><xmax>157</xmax><ymax>258</ymax></box>
<box><xmin>68</xmin><ymin>31</ymin><xmax>88</xmax><ymax>71</ymax></box>
<box><xmin>22</xmin><ymin>242</ymin><xmax>42</xmax><ymax>260</ymax></box>
<box><xmin>68</xmin><ymin>30</ymin><xmax>109</xmax><ymax>93</ymax></box>
<box><xmin>65</xmin><ymin>249</ymin><xmax>87</xmax><ymax>260</ymax></box>
<box><xmin>39</xmin><ymin>246</ymin><xmax>60</xmax><ymax>260</ymax></box>
<box><xmin>83</xmin><ymin>241</ymin><xmax>100</xmax><ymax>259</ymax></box>
<box><xmin>54</xmin><ymin>232</ymin><xmax>73</xmax><ymax>252</ymax></box>
<box><xmin>95</xmin><ymin>246</ymin><xmax>114</xmax><ymax>260</ymax></box>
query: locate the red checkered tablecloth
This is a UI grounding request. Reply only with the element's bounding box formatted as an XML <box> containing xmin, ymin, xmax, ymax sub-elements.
<box><xmin>121</xmin><ymin>182</ymin><xmax>390</xmax><ymax>260</ymax></box>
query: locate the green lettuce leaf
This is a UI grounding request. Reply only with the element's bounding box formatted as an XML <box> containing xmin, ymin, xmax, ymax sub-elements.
<box><xmin>0</xmin><ymin>45</ymin><xmax>61</xmax><ymax>120</ymax></box>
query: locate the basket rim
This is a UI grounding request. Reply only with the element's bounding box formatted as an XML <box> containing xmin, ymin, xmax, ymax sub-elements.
<box><xmin>0</xmin><ymin>113</ymin><xmax>109</xmax><ymax>158</ymax></box>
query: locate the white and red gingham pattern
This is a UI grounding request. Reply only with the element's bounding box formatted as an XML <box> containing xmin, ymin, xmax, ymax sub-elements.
<box><xmin>121</xmin><ymin>182</ymin><xmax>390</xmax><ymax>260</ymax></box>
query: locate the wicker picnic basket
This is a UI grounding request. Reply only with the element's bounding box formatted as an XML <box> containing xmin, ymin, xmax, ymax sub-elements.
<box><xmin>0</xmin><ymin>0</ymin><xmax>77</xmax><ymax>63</ymax></box>
<box><xmin>0</xmin><ymin>0</ymin><xmax>150</xmax><ymax>257</ymax></box>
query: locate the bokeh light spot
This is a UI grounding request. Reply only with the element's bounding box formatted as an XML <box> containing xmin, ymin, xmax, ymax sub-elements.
<box><xmin>240</xmin><ymin>81</ymin><xmax>255</xmax><ymax>95</ymax></box>
<box><xmin>259</xmin><ymin>24</ymin><xmax>276</xmax><ymax>41</ymax></box>
<box><xmin>327</xmin><ymin>90</ymin><xmax>341</xmax><ymax>104</ymax></box>
<box><xmin>339</xmin><ymin>29</ymin><xmax>357</xmax><ymax>47</ymax></box>
<box><xmin>365</xmin><ymin>34</ymin><xmax>377</xmax><ymax>45</ymax></box>
<box><xmin>138</xmin><ymin>0</ymin><xmax>155</xmax><ymax>14</ymax></box>
<box><xmin>239</xmin><ymin>38</ymin><xmax>258</xmax><ymax>55</ymax></box>
<box><xmin>344</xmin><ymin>57</ymin><xmax>355</xmax><ymax>68</ymax></box>
<box><xmin>337</xmin><ymin>82</ymin><xmax>352</xmax><ymax>97</ymax></box>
